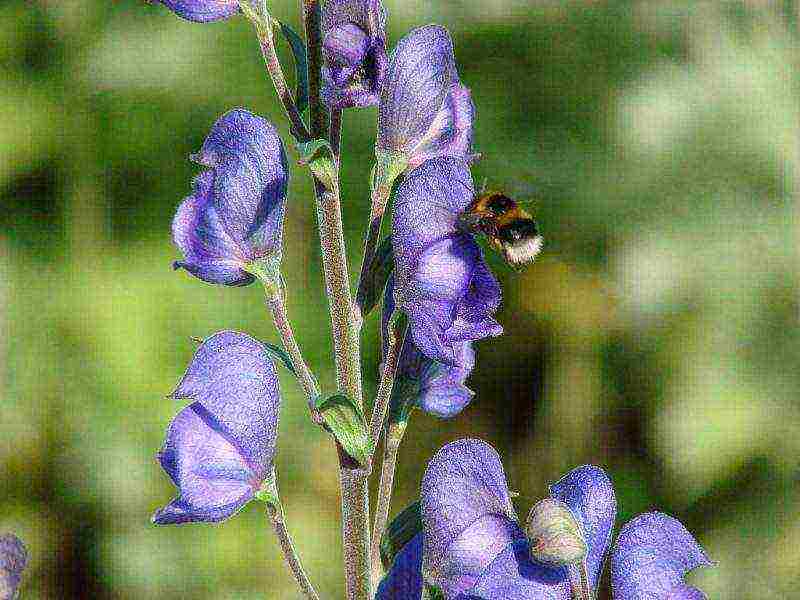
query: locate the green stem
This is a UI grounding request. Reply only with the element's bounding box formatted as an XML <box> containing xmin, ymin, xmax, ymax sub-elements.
<box><xmin>354</xmin><ymin>184</ymin><xmax>391</xmax><ymax>328</ymax></box>
<box><xmin>367</xmin><ymin>318</ymin><xmax>407</xmax><ymax>452</ymax></box>
<box><xmin>241</xmin><ymin>1</ymin><xmax>311</xmax><ymax>142</ymax></box>
<box><xmin>266</xmin><ymin>469</ymin><xmax>321</xmax><ymax>600</ymax></box>
<box><xmin>369</xmin><ymin>419</ymin><xmax>407</xmax><ymax>587</ymax></box>
<box><xmin>302</xmin><ymin>4</ymin><xmax>371</xmax><ymax>598</ymax></box>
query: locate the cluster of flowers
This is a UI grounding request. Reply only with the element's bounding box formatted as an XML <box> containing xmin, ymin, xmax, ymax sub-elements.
<box><xmin>0</xmin><ymin>0</ymin><xmax>714</xmax><ymax>598</ymax></box>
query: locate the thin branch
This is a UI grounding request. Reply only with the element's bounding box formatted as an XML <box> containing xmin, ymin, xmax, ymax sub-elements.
<box><xmin>266</xmin><ymin>471</ymin><xmax>322</xmax><ymax>600</ymax></box>
<box><xmin>367</xmin><ymin>318</ymin><xmax>406</xmax><ymax>452</ymax></box>
<box><xmin>369</xmin><ymin>419</ymin><xmax>407</xmax><ymax>586</ymax></box>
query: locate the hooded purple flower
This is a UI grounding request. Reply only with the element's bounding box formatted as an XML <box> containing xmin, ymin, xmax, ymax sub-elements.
<box><xmin>382</xmin><ymin>276</ymin><xmax>476</xmax><ymax>419</ymax></box>
<box><xmin>377</xmin><ymin>25</ymin><xmax>474</xmax><ymax>170</ymax></box>
<box><xmin>156</xmin><ymin>0</ymin><xmax>239</xmax><ymax>22</ymax></box>
<box><xmin>172</xmin><ymin>109</ymin><xmax>288</xmax><ymax>287</ymax></box>
<box><xmin>152</xmin><ymin>330</ymin><xmax>281</xmax><ymax>524</ymax></box>
<box><xmin>379</xmin><ymin>439</ymin><xmax>712</xmax><ymax>600</ymax></box>
<box><xmin>391</xmin><ymin>157</ymin><xmax>502</xmax><ymax>366</ymax></box>
<box><xmin>321</xmin><ymin>0</ymin><xmax>388</xmax><ymax>109</ymax></box>
<box><xmin>0</xmin><ymin>534</ymin><xmax>27</xmax><ymax>600</ymax></box>
<box><xmin>611</xmin><ymin>513</ymin><xmax>712</xmax><ymax>600</ymax></box>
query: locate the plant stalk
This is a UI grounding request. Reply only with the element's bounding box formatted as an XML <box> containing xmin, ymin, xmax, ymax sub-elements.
<box><xmin>302</xmin><ymin>2</ymin><xmax>371</xmax><ymax>598</ymax></box>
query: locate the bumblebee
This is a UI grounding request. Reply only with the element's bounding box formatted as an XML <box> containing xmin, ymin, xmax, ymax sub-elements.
<box><xmin>458</xmin><ymin>191</ymin><xmax>543</xmax><ymax>266</ymax></box>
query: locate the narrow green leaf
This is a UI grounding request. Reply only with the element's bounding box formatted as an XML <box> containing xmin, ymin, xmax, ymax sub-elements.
<box><xmin>380</xmin><ymin>500</ymin><xmax>422</xmax><ymax>570</ymax></box>
<box><xmin>275</xmin><ymin>20</ymin><xmax>309</xmax><ymax>114</ymax></box>
<box><xmin>356</xmin><ymin>236</ymin><xmax>394</xmax><ymax>317</ymax></box>
<box><xmin>263</xmin><ymin>342</ymin><xmax>297</xmax><ymax>376</ymax></box>
<box><xmin>315</xmin><ymin>393</ymin><xmax>370</xmax><ymax>466</ymax></box>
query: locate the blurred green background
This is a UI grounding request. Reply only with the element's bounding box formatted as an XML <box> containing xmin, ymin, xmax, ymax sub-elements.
<box><xmin>2</xmin><ymin>0</ymin><xmax>798</xmax><ymax>598</ymax></box>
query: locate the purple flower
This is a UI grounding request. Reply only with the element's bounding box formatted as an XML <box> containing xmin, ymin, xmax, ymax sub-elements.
<box><xmin>611</xmin><ymin>513</ymin><xmax>712</xmax><ymax>600</ymax></box>
<box><xmin>391</xmin><ymin>157</ymin><xmax>502</xmax><ymax>366</ymax></box>
<box><xmin>321</xmin><ymin>0</ymin><xmax>388</xmax><ymax>109</ymax></box>
<box><xmin>382</xmin><ymin>276</ymin><xmax>476</xmax><ymax>418</ymax></box>
<box><xmin>377</xmin><ymin>25</ymin><xmax>474</xmax><ymax>170</ymax></box>
<box><xmin>0</xmin><ymin>534</ymin><xmax>27</xmax><ymax>600</ymax></box>
<box><xmin>172</xmin><ymin>109</ymin><xmax>288</xmax><ymax>287</ymax></box>
<box><xmin>152</xmin><ymin>330</ymin><xmax>281</xmax><ymax>524</ymax></box>
<box><xmin>376</xmin><ymin>533</ymin><xmax>424</xmax><ymax>600</ymax></box>
<box><xmin>377</xmin><ymin>439</ymin><xmax>712</xmax><ymax>599</ymax></box>
<box><xmin>156</xmin><ymin>0</ymin><xmax>239</xmax><ymax>23</ymax></box>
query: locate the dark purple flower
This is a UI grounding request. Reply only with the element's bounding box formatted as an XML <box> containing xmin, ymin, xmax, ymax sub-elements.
<box><xmin>382</xmin><ymin>276</ymin><xmax>476</xmax><ymax>418</ymax></box>
<box><xmin>321</xmin><ymin>0</ymin><xmax>388</xmax><ymax>109</ymax></box>
<box><xmin>377</xmin><ymin>25</ymin><xmax>474</xmax><ymax>170</ymax></box>
<box><xmin>152</xmin><ymin>330</ymin><xmax>281</xmax><ymax>525</ymax></box>
<box><xmin>172</xmin><ymin>109</ymin><xmax>288</xmax><ymax>287</ymax></box>
<box><xmin>391</xmin><ymin>157</ymin><xmax>502</xmax><ymax>366</ymax></box>
<box><xmin>611</xmin><ymin>512</ymin><xmax>712</xmax><ymax>600</ymax></box>
<box><xmin>376</xmin><ymin>532</ymin><xmax>424</xmax><ymax>600</ymax></box>
<box><xmin>156</xmin><ymin>0</ymin><xmax>239</xmax><ymax>23</ymax></box>
<box><xmin>0</xmin><ymin>534</ymin><xmax>27</xmax><ymax>600</ymax></box>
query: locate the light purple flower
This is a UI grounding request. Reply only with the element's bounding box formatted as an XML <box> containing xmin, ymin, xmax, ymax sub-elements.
<box><xmin>172</xmin><ymin>109</ymin><xmax>288</xmax><ymax>287</ymax></box>
<box><xmin>382</xmin><ymin>276</ymin><xmax>476</xmax><ymax>418</ymax></box>
<box><xmin>321</xmin><ymin>0</ymin><xmax>387</xmax><ymax>109</ymax></box>
<box><xmin>376</xmin><ymin>439</ymin><xmax>713</xmax><ymax>599</ymax></box>
<box><xmin>611</xmin><ymin>512</ymin><xmax>712</xmax><ymax>600</ymax></box>
<box><xmin>156</xmin><ymin>0</ymin><xmax>239</xmax><ymax>23</ymax></box>
<box><xmin>391</xmin><ymin>157</ymin><xmax>502</xmax><ymax>366</ymax></box>
<box><xmin>0</xmin><ymin>534</ymin><xmax>27</xmax><ymax>600</ymax></box>
<box><xmin>152</xmin><ymin>330</ymin><xmax>281</xmax><ymax>525</ymax></box>
<box><xmin>377</xmin><ymin>25</ymin><xmax>474</xmax><ymax>169</ymax></box>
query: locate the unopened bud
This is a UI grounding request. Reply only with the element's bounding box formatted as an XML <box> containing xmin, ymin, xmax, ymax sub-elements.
<box><xmin>525</xmin><ymin>498</ymin><xmax>587</xmax><ymax>567</ymax></box>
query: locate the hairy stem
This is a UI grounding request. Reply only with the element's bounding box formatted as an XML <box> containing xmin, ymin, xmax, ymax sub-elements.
<box><xmin>569</xmin><ymin>561</ymin><xmax>593</xmax><ymax>600</ymax></box>
<box><xmin>264</xmin><ymin>289</ymin><xmax>322</xmax><ymax>419</ymax></box>
<box><xmin>266</xmin><ymin>471</ymin><xmax>321</xmax><ymax>600</ymax></box>
<box><xmin>367</xmin><ymin>319</ymin><xmax>407</xmax><ymax>452</ymax></box>
<box><xmin>242</xmin><ymin>2</ymin><xmax>311</xmax><ymax>143</ymax></box>
<box><xmin>302</xmin><ymin>3</ymin><xmax>371</xmax><ymax>598</ymax></box>
<box><xmin>369</xmin><ymin>419</ymin><xmax>407</xmax><ymax>586</ymax></box>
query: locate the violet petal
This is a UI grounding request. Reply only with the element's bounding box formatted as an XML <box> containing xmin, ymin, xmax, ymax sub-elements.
<box><xmin>158</xmin><ymin>0</ymin><xmax>239</xmax><ymax>23</ymax></box>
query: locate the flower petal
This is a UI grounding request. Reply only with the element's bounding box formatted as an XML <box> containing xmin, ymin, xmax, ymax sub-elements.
<box><xmin>0</xmin><ymin>533</ymin><xmax>27</xmax><ymax>600</ymax></box>
<box><xmin>611</xmin><ymin>512</ymin><xmax>712</xmax><ymax>600</ymax></box>
<box><xmin>667</xmin><ymin>585</ymin><xmax>708</xmax><ymax>600</ymax></box>
<box><xmin>469</xmin><ymin>542</ymin><xmax>570</xmax><ymax>600</ymax></box>
<box><xmin>416</xmin><ymin>341</ymin><xmax>475</xmax><ymax>418</ymax></box>
<box><xmin>376</xmin><ymin>533</ymin><xmax>424</xmax><ymax>600</ymax></box>
<box><xmin>378</xmin><ymin>25</ymin><xmax>471</xmax><ymax>164</ymax></box>
<box><xmin>172</xmin><ymin>171</ymin><xmax>254</xmax><ymax>286</ymax></box>
<box><xmin>549</xmin><ymin>465</ymin><xmax>616</xmax><ymax>591</ymax></box>
<box><xmin>421</xmin><ymin>439</ymin><xmax>522</xmax><ymax>596</ymax></box>
<box><xmin>168</xmin><ymin>330</ymin><xmax>281</xmax><ymax>471</ymax></box>
<box><xmin>158</xmin><ymin>0</ymin><xmax>239</xmax><ymax>22</ymax></box>
<box><xmin>153</xmin><ymin>402</ymin><xmax>256</xmax><ymax>525</ymax></box>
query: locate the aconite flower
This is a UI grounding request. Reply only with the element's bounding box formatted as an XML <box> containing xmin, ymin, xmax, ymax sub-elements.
<box><xmin>378</xmin><ymin>439</ymin><xmax>712</xmax><ymax>600</ymax></box>
<box><xmin>376</xmin><ymin>25</ymin><xmax>474</xmax><ymax>176</ymax></box>
<box><xmin>391</xmin><ymin>157</ymin><xmax>502</xmax><ymax>366</ymax></box>
<box><xmin>172</xmin><ymin>109</ymin><xmax>288</xmax><ymax>287</ymax></box>
<box><xmin>382</xmin><ymin>276</ymin><xmax>475</xmax><ymax>419</ymax></box>
<box><xmin>156</xmin><ymin>0</ymin><xmax>239</xmax><ymax>23</ymax></box>
<box><xmin>152</xmin><ymin>331</ymin><xmax>281</xmax><ymax>524</ymax></box>
<box><xmin>0</xmin><ymin>534</ymin><xmax>27</xmax><ymax>600</ymax></box>
<box><xmin>321</xmin><ymin>0</ymin><xmax>388</xmax><ymax>109</ymax></box>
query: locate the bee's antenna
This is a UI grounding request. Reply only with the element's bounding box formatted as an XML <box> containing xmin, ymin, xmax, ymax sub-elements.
<box><xmin>479</xmin><ymin>177</ymin><xmax>488</xmax><ymax>195</ymax></box>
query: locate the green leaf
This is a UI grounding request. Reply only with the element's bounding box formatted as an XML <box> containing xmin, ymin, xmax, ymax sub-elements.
<box><xmin>262</xmin><ymin>342</ymin><xmax>297</xmax><ymax>376</ymax></box>
<box><xmin>356</xmin><ymin>236</ymin><xmax>394</xmax><ymax>317</ymax></box>
<box><xmin>275</xmin><ymin>20</ymin><xmax>309</xmax><ymax>114</ymax></box>
<box><xmin>315</xmin><ymin>393</ymin><xmax>370</xmax><ymax>466</ymax></box>
<box><xmin>296</xmin><ymin>138</ymin><xmax>338</xmax><ymax>192</ymax></box>
<box><xmin>380</xmin><ymin>500</ymin><xmax>422</xmax><ymax>570</ymax></box>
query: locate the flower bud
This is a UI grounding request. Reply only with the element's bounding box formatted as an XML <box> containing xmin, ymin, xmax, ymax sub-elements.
<box><xmin>525</xmin><ymin>498</ymin><xmax>588</xmax><ymax>567</ymax></box>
